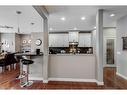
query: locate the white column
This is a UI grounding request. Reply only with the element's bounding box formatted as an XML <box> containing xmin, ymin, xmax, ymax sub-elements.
<box><xmin>42</xmin><ymin>18</ymin><xmax>49</xmax><ymax>83</ymax></box>
<box><xmin>96</xmin><ymin>9</ymin><xmax>104</xmax><ymax>85</ymax></box>
<box><xmin>0</xmin><ymin>33</ymin><xmax>1</xmax><ymax>52</ymax></box>
<box><xmin>33</xmin><ymin>6</ymin><xmax>49</xmax><ymax>83</ymax></box>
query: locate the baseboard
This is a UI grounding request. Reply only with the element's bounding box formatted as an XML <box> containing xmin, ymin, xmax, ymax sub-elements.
<box><xmin>96</xmin><ymin>81</ymin><xmax>104</xmax><ymax>85</ymax></box>
<box><xmin>29</xmin><ymin>77</ymin><xmax>104</xmax><ymax>85</ymax></box>
<box><xmin>43</xmin><ymin>80</ymin><xmax>49</xmax><ymax>83</ymax></box>
<box><xmin>29</xmin><ymin>76</ymin><xmax>49</xmax><ymax>83</ymax></box>
<box><xmin>48</xmin><ymin>78</ymin><xmax>97</xmax><ymax>83</ymax></box>
<box><xmin>116</xmin><ymin>72</ymin><xmax>127</xmax><ymax>80</ymax></box>
<box><xmin>29</xmin><ymin>77</ymin><xmax>43</xmax><ymax>81</ymax></box>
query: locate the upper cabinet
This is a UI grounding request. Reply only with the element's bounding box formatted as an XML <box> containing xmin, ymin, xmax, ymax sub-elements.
<box><xmin>68</xmin><ymin>31</ymin><xmax>79</xmax><ymax>42</ymax></box>
<box><xmin>49</xmin><ymin>32</ymin><xmax>92</xmax><ymax>47</ymax></box>
<box><xmin>78</xmin><ymin>33</ymin><xmax>92</xmax><ymax>47</ymax></box>
<box><xmin>49</xmin><ymin>33</ymin><xmax>69</xmax><ymax>47</ymax></box>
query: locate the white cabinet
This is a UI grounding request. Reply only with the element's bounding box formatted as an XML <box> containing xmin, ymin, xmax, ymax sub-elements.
<box><xmin>62</xmin><ymin>34</ymin><xmax>69</xmax><ymax>47</ymax></box>
<box><xmin>49</xmin><ymin>32</ymin><xmax>92</xmax><ymax>47</ymax></box>
<box><xmin>49</xmin><ymin>34</ymin><xmax>56</xmax><ymax>47</ymax></box>
<box><xmin>69</xmin><ymin>32</ymin><xmax>79</xmax><ymax>42</ymax></box>
<box><xmin>78</xmin><ymin>33</ymin><xmax>92</xmax><ymax>47</ymax></box>
<box><xmin>49</xmin><ymin>33</ymin><xmax>69</xmax><ymax>47</ymax></box>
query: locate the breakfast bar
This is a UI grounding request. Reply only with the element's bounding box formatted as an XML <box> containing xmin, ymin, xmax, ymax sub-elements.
<box><xmin>48</xmin><ymin>54</ymin><xmax>96</xmax><ymax>82</ymax></box>
<box><xmin>15</xmin><ymin>52</ymin><xmax>43</xmax><ymax>80</ymax></box>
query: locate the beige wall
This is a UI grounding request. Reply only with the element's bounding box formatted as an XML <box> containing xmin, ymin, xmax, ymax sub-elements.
<box><xmin>20</xmin><ymin>34</ymin><xmax>31</xmax><ymax>52</ymax></box>
<box><xmin>15</xmin><ymin>33</ymin><xmax>21</xmax><ymax>52</ymax></box>
<box><xmin>31</xmin><ymin>32</ymin><xmax>43</xmax><ymax>53</ymax></box>
<box><xmin>49</xmin><ymin>54</ymin><xmax>96</xmax><ymax>80</ymax></box>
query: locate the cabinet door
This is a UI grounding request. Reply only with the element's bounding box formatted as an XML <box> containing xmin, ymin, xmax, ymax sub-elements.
<box><xmin>49</xmin><ymin>34</ymin><xmax>56</xmax><ymax>47</ymax></box>
<box><xmin>49</xmin><ymin>33</ymin><xmax>69</xmax><ymax>47</ymax></box>
<box><xmin>62</xmin><ymin>34</ymin><xmax>69</xmax><ymax>47</ymax></box>
<box><xmin>78</xmin><ymin>34</ymin><xmax>84</xmax><ymax>47</ymax></box>
<box><xmin>69</xmin><ymin>32</ymin><xmax>79</xmax><ymax>42</ymax></box>
<box><xmin>56</xmin><ymin>34</ymin><xmax>63</xmax><ymax>47</ymax></box>
<box><xmin>78</xmin><ymin>33</ymin><xmax>92</xmax><ymax>47</ymax></box>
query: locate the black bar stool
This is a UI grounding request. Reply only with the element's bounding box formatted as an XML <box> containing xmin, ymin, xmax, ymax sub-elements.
<box><xmin>21</xmin><ymin>59</ymin><xmax>34</xmax><ymax>87</ymax></box>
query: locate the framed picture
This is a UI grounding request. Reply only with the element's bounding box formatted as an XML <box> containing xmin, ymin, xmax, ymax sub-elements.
<box><xmin>122</xmin><ymin>37</ymin><xmax>127</xmax><ymax>50</ymax></box>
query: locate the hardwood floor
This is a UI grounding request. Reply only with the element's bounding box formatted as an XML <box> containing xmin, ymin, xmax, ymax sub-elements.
<box><xmin>0</xmin><ymin>66</ymin><xmax>126</xmax><ymax>89</ymax></box>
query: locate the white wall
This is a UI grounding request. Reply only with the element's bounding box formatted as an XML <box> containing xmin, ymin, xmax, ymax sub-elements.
<box><xmin>103</xmin><ymin>28</ymin><xmax>116</xmax><ymax>38</ymax></box>
<box><xmin>116</xmin><ymin>15</ymin><xmax>127</xmax><ymax>78</ymax></box>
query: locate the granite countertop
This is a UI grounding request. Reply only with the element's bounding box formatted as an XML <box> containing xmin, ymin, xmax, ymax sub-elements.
<box><xmin>49</xmin><ymin>53</ymin><xmax>94</xmax><ymax>56</ymax></box>
<box><xmin>15</xmin><ymin>52</ymin><xmax>43</xmax><ymax>56</ymax></box>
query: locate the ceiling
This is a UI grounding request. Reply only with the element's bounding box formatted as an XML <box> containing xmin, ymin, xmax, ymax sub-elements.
<box><xmin>1</xmin><ymin>6</ymin><xmax>127</xmax><ymax>34</ymax></box>
<box><xmin>45</xmin><ymin>6</ymin><xmax>127</xmax><ymax>32</ymax></box>
<box><xmin>0</xmin><ymin>6</ymin><xmax>43</xmax><ymax>34</ymax></box>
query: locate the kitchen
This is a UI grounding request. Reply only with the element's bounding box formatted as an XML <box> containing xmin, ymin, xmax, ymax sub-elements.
<box><xmin>0</xmin><ymin>6</ymin><xmax>116</xmax><ymax>86</ymax></box>
<box><xmin>48</xmin><ymin>30</ymin><xmax>96</xmax><ymax>82</ymax></box>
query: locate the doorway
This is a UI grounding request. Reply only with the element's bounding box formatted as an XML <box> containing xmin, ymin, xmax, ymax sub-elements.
<box><xmin>103</xmin><ymin>37</ymin><xmax>116</xmax><ymax>67</ymax></box>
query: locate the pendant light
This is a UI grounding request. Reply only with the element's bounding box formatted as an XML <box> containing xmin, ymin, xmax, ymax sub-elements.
<box><xmin>31</xmin><ymin>22</ymin><xmax>34</xmax><ymax>32</ymax></box>
<box><xmin>16</xmin><ymin>11</ymin><xmax>22</xmax><ymax>33</ymax></box>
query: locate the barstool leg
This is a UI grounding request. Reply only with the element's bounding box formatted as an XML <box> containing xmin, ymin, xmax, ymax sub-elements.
<box><xmin>18</xmin><ymin>59</ymin><xmax>26</xmax><ymax>87</ymax></box>
<box><xmin>25</xmin><ymin>64</ymin><xmax>33</xmax><ymax>87</ymax></box>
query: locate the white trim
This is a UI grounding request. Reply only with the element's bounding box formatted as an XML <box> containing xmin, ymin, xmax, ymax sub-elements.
<box><xmin>104</xmin><ymin>65</ymin><xmax>116</xmax><ymax>67</ymax></box>
<box><xmin>103</xmin><ymin>37</ymin><xmax>116</xmax><ymax>67</ymax></box>
<box><xmin>48</xmin><ymin>78</ymin><xmax>104</xmax><ymax>85</ymax></box>
<box><xmin>96</xmin><ymin>81</ymin><xmax>104</xmax><ymax>85</ymax></box>
<box><xmin>116</xmin><ymin>72</ymin><xmax>127</xmax><ymax>80</ymax></box>
<box><xmin>29</xmin><ymin>77</ymin><xmax>43</xmax><ymax>81</ymax></box>
<box><xmin>43</xmin><ymin>80</ymin><xmax>49</xmax><ymax>83</ymax></box>
<box><xmin>28</xmin><ymin>77</ymin><xmax>104</xmax><ymax>85</ymax></box>
<box><xmin>48</xmin><ymin>78</ymin><xmax>97</xmax><ymax>83</ymax></box>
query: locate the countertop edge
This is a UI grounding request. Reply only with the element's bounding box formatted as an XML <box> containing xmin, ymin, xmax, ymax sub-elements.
<box><xmin>49</xmin><ymin>54</ymin><xmax>95</xmax><ymax>56</ymax></box>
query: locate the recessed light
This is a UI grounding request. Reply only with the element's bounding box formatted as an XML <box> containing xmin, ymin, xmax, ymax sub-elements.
<box><xmin>74</xmin><ymin>27</ymin><xmax>77</xmax><ymax>30</ymax></box>
<box><xmin>81</xmin><ymin>17</ymin><xmax>86</xmax><ymax>20</ymax></box>
<box><xmin>16</xmin><ymin>11</ymin><xmax>22</xmax><ymax>14</ymax></box>
<box><xmin>60</xmin><ymin>17</ymin><xmax>66</xmax><ymax>21</ymax></box>
<box><xmin>49</xmin><ymin>28</ymin><xmax>53</xmax><ymax>31</ymax></box>
<box><xmin>30</xmin><ymin>22</ymin><xmax>35</xmax><ymax>25</ymax></box>
<box><xmin>110</xmin><ymin>14</ymin><xmax>115</xmax><ymax>17</ymax></box>
<box><xmin>94</xmin><ymin>26</ymin><xmax>96</xmax><ymax>29</ymax></box>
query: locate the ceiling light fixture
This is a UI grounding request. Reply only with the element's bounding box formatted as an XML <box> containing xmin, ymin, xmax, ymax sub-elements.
<box><xmin>16</xmin><ymin>11</ymin><xmax>22</xmax><ymax>33</ymax></box>
<box><xmin>110</xmin><ymin>14</ymin><xmax>115</xmax><ymax>17</ymax></box>
<box><xmin>49</xmin><ymin>28</ymin><xmax>53</xmax><ymax>31</ymax></box>
<box><xmin>30</xmin><ymin>22</ymin><xmax>35</xmax><ymax>32</ymax></box>
<box><xmin>81</xmin><ymin>17</ymin><xmax>86</xmax><ymax>20</ymax></box>
<box><xmin>60</xmin><ymin>17</ymin><xmax>66</xmax><ymax>21</ymax></box>
<box><xmin>94</xmin><ymin>26</ymin><xmax>96</xmax><ymax>29</ymax></box>
<box><xmin>74</xmin><ymin>27</ymin><xmax>77</xmax><ymax>30</ymax></box>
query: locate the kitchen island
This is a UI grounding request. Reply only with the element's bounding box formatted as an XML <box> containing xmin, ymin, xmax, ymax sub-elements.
<box><xmin>48</xmin><ymin>54</ymin><xmax>96</xmax><ymax>83</ymax></box>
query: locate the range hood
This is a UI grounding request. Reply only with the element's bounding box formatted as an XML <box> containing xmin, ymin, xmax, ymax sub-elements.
<box><xmin>69</xmin><ymin>42</ymin><xmax>78</xmax><ymax>45</ymax></box>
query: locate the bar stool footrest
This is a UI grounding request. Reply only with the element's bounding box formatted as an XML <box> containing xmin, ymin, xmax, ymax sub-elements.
<box><xmin>20</xmin><ymin>81</ymin><xmax>33</xmax><ymax>87</ymax></box>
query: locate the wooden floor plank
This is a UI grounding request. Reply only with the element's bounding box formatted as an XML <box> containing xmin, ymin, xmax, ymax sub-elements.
<box><xmin>0</xmin><ymin>66</ymin><xmax>126</xmax><ymax>89</ymax></box>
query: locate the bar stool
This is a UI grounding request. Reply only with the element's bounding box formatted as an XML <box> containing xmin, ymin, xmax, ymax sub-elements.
<box><xmin>21</xmin><ymin>59</ymin><xmax>34</xmax><ymax>87</ymax></box>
